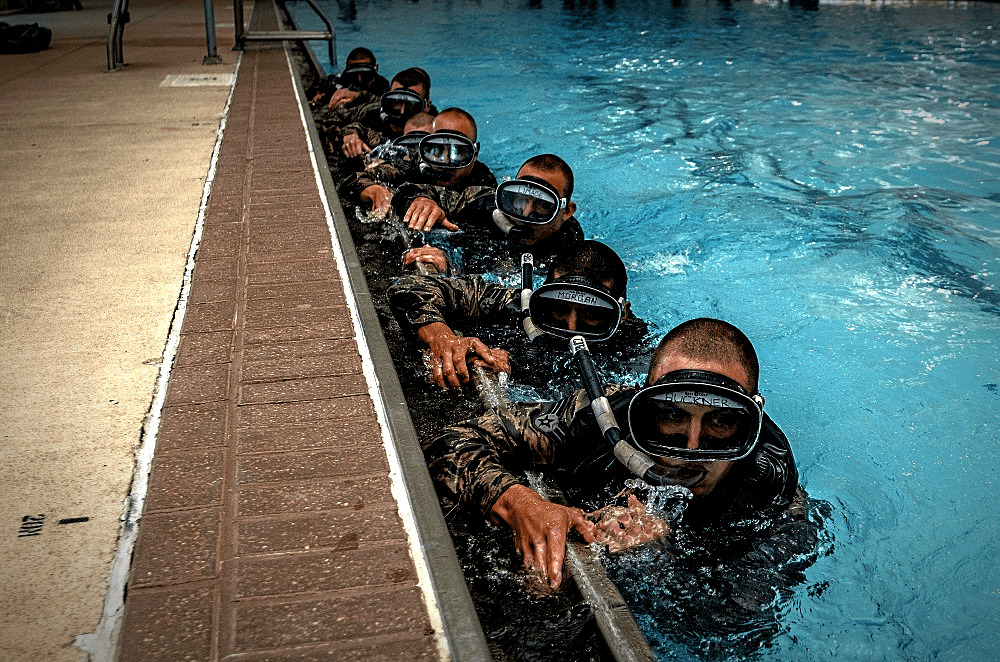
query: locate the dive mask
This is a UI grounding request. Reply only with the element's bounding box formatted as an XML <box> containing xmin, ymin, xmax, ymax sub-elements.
<box><xmin>379</xmin><ymin>89</ymin><xmax>425</xmax><ymax>122</ymax></box>
<box><xmin>418</xmin><ymin>130</ymin><xmax>480</xmax><ymax>169</ymax></box>
<box><xmin>627</xmin><ymin>370</ymin><xmax>763</xmax><ymax>462</ymax></box>
<box><xmin>368</xmin><ymin>131</ymin><xmax>430</xmax><ymax>166</ymax></box>
<box><xmin>390</xmin><ymin>130</ymin><xmax>430</xmax><ymax>156</ymax></box>
<box><xmin>495</xmin><ymin>177</ymin><xmax>567</xmax><ymax>225</ymax></box>
<box><xmin>337</xmin><ymin>63</ymin><xmax>377</xmax><ymax>89</ymax></box>
<box><xmin>528</xmin><ymin>275</ymin><xmax>624</xmax><ymax>342</ymax></box>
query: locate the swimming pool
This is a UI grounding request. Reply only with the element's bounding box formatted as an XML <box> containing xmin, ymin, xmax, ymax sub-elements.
<box><xmin>290</xmin><ymin>1</ymin><xmax>1000</xmax><ymax>659</ymax></box>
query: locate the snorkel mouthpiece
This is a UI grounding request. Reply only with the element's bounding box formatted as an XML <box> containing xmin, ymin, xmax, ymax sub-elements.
<box><xmin>644</xmin><ymin>463</ymin><xmax>706</xmax><ymax>488</ymax></box>
<box><xmin>492</xmin><ymin>208</ymin><xmax>518</xmax><ymax>236</ymax></box>
<box><xmin>613</xmin><ymin>439</ymin><xmax>706</xmax><ymax>488</ymax></box>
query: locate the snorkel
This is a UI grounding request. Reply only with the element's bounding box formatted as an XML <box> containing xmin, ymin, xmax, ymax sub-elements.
<box><xmin>520</xmin><ymin>254</ymin><xmax>544</xmax><ymax>341</ymax></box>
<box><xmin>489</xmin><ymin>209</ymin><xmax>535</xmax><ymax>243</ymax></box>
<box><xmin>514</xmin><ymin>263</ymin><xmax>697</xmax><ymax>487</ymax></box>
<box><xmin>491</xmin><ymin>208</ymin><xmax>517</xmax><ymax>236</ymax></box>
<box><xmin>569</xmin><ymin>337</ymin><xmax>706</xmax><ymax>489</ymax></box>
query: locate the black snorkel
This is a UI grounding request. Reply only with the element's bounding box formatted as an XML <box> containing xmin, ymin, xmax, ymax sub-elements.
<box><xmin>514</xmin><ymin>267</ymin><xmax>677</xmax><ymax>486</ymax></box>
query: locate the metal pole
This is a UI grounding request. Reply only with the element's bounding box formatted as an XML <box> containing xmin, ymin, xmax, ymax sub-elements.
<box><xmin>232</xmin><ymin>0</ymin><xmax>245</xmax><ymax>49</ymax></box>
<box><xmin>301</xmin><ymin>0</ymin><xmax>336</xmax><ymax>69</ymax></box>
<box><xmin>203</xmin><ymin>0</ymin><xmax>223</xmax><ymax>64</ymax></box>
<box><xmin>105</xmin><ymin>0</ymin><xmax>129</xmax><ymax>72</ymax></box>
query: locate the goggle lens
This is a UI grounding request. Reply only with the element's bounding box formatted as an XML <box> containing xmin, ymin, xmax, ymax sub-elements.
<box><xmin>418</xmin><ymin>133</ymin><xmax>478</xmax><ymax>168</ymax></box>
<box><xmin>391</xmin><ymin>131</ymin><xmax>429</xmax><ymax>157</ymax></box>
<box><xmin>528</xmin><ymin>281</ymin><xmax>623</xmax><ymax>342</ymax></box>
<box><xmin>496</xmin><ymin>179</ymin><xmax>566</xmax><ymax>225</ymax></box>
<box><xmin>380</xmin><ymin>90</ymin><xmax>424</xmax><ymax>120</ymax></box>
<box><xmin>628</xmin><ymin>382</ymin><xmax>762</xmax><ymax>461</ymax></box>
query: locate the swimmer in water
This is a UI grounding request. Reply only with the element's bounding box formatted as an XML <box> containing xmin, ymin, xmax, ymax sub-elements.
<box><xmin>324</xmin><ymin>67</ymin><xmax>433</xmax><ymax>163</ymax></box>
<box><xmin>401</xmin><ymin>154</ymin><xmax>584</xmax><ymax>279</ymax></box>
<box><xmin>341</xmin><ymin>107</ymin><xmax>497</xmax><ymax>226</ymax></box>
<box><xmin>338</xmin><ymin>112</ymin><xmax>435</xmax><ymax>216</ymax></box>
<box><xmin>388</xmin><ymin>107</ymin><xmax>498</xmax><ymax>231</ymax></box>
<box><xmin>422</xmin><ymin>318</ymin><xmax>810</xmax><ymax>590</ymax></box>
<box><xmin>310</xmin><ymin>47</ymin><xmax>389</xmax><ymax>111</ymax></box>
<box><xmin>388</xmin><ymin>240</ymin><xmax>649</xmax><ymax>392</ymax></box>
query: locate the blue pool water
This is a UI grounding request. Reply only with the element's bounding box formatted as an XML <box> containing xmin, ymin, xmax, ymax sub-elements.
<box><xmin>291</xmin><ymin>1</ymin><xmax>1000</xmax><ymax>659</ymax></box>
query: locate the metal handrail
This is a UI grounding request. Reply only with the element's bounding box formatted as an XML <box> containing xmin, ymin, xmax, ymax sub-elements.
<box><xmin>106</xmin><ymin>0</ymin><xmax>222</xmax><ymax>70</ymax></box>
<box><xmin>105</xmin><ymin>0</ymin><xmax>129</xmax><ymax>72</ymax></box>
<box><xmin>234</xmin><ymin>0</ymin><xmax>336</xmax><ymax>69</ymax></box>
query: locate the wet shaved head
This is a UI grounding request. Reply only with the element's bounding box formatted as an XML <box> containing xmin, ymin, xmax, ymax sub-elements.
<box><xmin>649</xmin><ymin>318</ymin><xmax>759</xmax><ymax>393</ymax></box>
<box><xmin>433</xmin><ymin>107</ymin><xmax>477</xmax><ymax>142</ymax></box>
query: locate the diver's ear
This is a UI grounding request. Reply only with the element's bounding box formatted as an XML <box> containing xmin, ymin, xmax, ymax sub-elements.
<box><xmin>622</xmin><ymin>300</ymin><xmax>631</xmax><ymax>322</ymax></box>
<box><xmin>565</xmin><ymin>199</ymin><xmax>577</xmax><ymax>219</ymax></box>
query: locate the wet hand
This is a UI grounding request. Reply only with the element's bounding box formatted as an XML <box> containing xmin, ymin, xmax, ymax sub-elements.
<box><xmin>590</xmin><ymin>493</ymin><xmax>669</xmax><ymax>553</ymax></box>
<box><xmin>403</xmin><ymin>246</ymin><xmax>448</xmax><ymax>275</ymax></box>
<box><xmin>341</xmin><ymin>133</ymin><xmax>371</xmax><ymax>158</ymax></box>
<box><xmin>491</xmin><ymin>485</ymin><xmax>596</xmax><ymax>590</ymax></box>
<box><xmin>329</xmin><ymin>88</ymin><xmax>359</xmax><ymax>108</ymax></box>
<box><xmin>418</xmin><ymin>323</ymin><xmax>505</xmax><ymax>389</ymax></box>
<box><xmin>404</xmin><ymin>197</ymin><xmax>459</xmax><ymax>232</ymax></box>
<box><xmin>470</xmin><ymin>347</ymin><xmax>510</xmax><ymax>375</ymax></box>
<box><xmin>360</xmin><ymin>184</ymin><xmax>393</xmax><ymax>216</ymax></box>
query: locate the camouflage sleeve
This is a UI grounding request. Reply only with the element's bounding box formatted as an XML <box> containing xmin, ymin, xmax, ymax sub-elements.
<box><xmin>345</xmin><ymin>90</ymin><xmax>378</xmax><ymax>109</ymax></box>
<box><xmin>337</xmin><ymin>122</ymin><xmax>387</xmax><ymax>150</ymax></box>
<box><xmin>448</xmin><ymin>185</ymin><xmax>495</xmax><ymax>226</ymax></box>
<box><xmin>338</xmin><ymin>162</ymin><xmax>407</xmax><ymax>203</ymax></box>
<box><xmin>332</xmin><ymin>98</ymin><xmax>379</xmax><ymax>131</ymax></box>
<box><xmin>392</xmin><ymin>183</ymin><xmax>496</xmax><ymax>225</ymax></box>
<box><xmin>422</xmin><ymin>390</ymin><xmax>594</xmax><ymax>519</ymax></box>
<box><xmin>386</xmin><ymin>274</ymin><xmax>518</xmax><ymax>334</ymax></box>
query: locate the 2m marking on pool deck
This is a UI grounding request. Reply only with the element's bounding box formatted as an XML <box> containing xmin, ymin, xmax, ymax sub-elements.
<box><xmin>17</xmin><ymin>515</ymin><xmax>90</xmax><ymax>538</ymax></box>
<box><xmin>160</xmin><ymin>74</ymin><xmax>235</xmax><ymax>87</ymax></box>
<box><xmin>18</xmin><ymin>514</ymin><xmax>45</xmax><ymax>537</ymax></box>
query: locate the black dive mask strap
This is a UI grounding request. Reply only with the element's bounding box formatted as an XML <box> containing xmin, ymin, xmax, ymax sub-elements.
<box><xmin>653</xmin><ymin>369</ymin><xmax>749</xmax><ymax>395</ymax></box>
<box><xmin>547</xmin><ymin>274</ymin><xmax>614</xmax><ymax>297</ymax></box>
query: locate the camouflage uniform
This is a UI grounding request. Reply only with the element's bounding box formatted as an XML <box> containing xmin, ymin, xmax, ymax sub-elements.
<box><xmin>387</xmin><ymin>272</ymin><xmax>653</xmax><ymax>394</ymax></box>
<box><xmin>446</xmin><ymin>213</ymin><xmax>586</xmax><ymax>278</ymax></box>
<box><xmin>426</xmin><ymin>385</ymin><xmax>827</xmax><ymax>652</ymax></box>
<box><xmin>338</xmin><ymin>160</ymin><xmax>415</xmax><ymax>207</ymax></box>
<box><xmin>390</xmin><ymin>163</ymin><xmax>498</xmax><ymax>219</ymax></box>
<box><xmin>307</xmin><ymin>67</ymin><xmax>388</xmax><ymax>110</ymax></box>
<box><xmin>424</xmin><ymin>386</ymin><xmax>800</xmax><ymax>528</ymax></box>
<box><xmin>388</xmin><ymin>272</ymin><xmax>520</xmax><ymax>331</ymax></box>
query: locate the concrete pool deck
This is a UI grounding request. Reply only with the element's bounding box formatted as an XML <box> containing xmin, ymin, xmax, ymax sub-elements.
<box><xmin>0</xmin><ymin>0</ymin><xmax>486</xmax><ymax>659</ymax></box>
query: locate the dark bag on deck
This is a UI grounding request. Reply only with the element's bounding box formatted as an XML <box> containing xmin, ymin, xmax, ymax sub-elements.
<box><xmin>0</xmin><ymin>22</ymin><xmax>53</xmax><ymax>53</ymax></box>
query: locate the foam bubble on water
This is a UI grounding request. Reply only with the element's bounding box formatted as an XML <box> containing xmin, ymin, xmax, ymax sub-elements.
<box><xmin>624</xmin><ymin>478</ymin><xmax>692</xmax><ymax>522</ymax></box>
<box><xmin>626</xmin><ymin>251</ymin><xmax>691</xmax><ymax>276</ymax></box>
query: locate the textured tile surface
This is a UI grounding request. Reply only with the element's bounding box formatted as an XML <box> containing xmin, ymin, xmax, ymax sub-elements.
<box><xmin>120</xmin><ymin>44</ymin><xmax>437</xmax><ymax>661</ymax></box>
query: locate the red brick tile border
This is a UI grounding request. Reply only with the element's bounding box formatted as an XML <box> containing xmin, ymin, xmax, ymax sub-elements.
<box><xmin>120</xmin><ymin>47</ymin><xmax>437</xmax><ymax>661</ymax></box>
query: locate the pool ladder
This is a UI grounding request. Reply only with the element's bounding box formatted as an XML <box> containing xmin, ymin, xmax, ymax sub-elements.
<box><xmin>234</xmin><ymin>0</ymin><xmax>337</xmax><ymax>69</ymax></box>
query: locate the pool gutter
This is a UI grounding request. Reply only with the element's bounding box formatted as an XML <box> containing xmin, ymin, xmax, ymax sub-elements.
<box><xmin>282</xmin><ymin>10</ymin><xmax>655</xmax><ymax>662</ymax></box>
<box><xmin>283</xmin><ymin>41</ymin><xmax>493</xmax><ymax>662</ymax></box>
